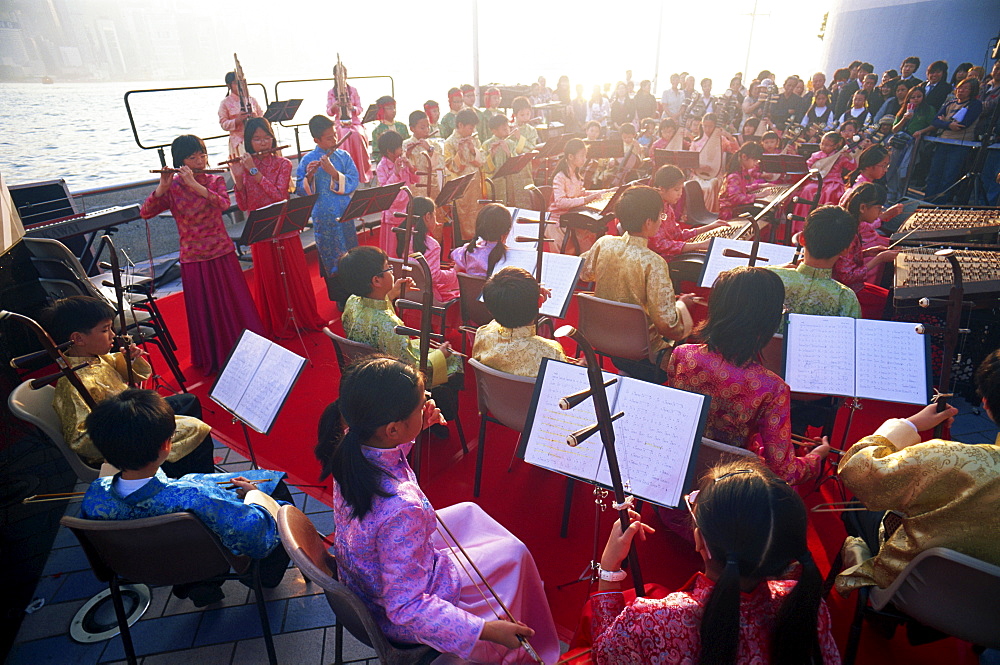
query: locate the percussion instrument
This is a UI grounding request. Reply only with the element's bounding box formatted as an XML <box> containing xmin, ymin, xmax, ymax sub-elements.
<box><xmin>894</xmin><ymin>247</ymin><xmax>1000</xmax><ymax>301</ymax></box>
<box><xmin>891</xmin><ymin>206</ymin><xmax>1000</xmax><ymax>242</ymax></box>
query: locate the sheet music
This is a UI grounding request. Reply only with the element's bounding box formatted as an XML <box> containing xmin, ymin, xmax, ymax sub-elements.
<box><xmin>522</xmin><ymin>360</ymin><xmax>618</xmax><ymax>481</ymax></box>
<box><xmin>490</xmin><ymin>248</ymin><xmax>583</xmax><ymax>319</ymax></box>
<box><xmin>506</xmin><ymin>207</ymin><xmax>547</xmax><ymax>251</ymax></box>
<box><xmin>594</xmin><ymin>380</ymin><xmax>707</xmax><ymax>508</ymax></box>
<box><xmin>210</xmin><ymin>330</ymin><xmax>306</xmax><ymax>434</ymax></box>
<box><xmin>855</xmin><ymin>320</ymin><xmax>929</xmax><ymax>405</ymax></box>
<box><xmin>699</xmin><ymin>238</ymin><xmax>799</xmax><ymax>288</ymax></box>
<box><xmin>784</xmin><ymin>314</ymin><xmax>856</xmax><ymax>397</ymax></box>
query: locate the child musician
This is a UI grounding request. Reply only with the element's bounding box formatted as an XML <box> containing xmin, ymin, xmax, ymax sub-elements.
<box><xmin>479</xmin><ymin>87</ymin><xmax>504</xmax><ymax>141</ymax></box>
<box><xmin>667</xmin><ymin>267</ymin><xmax>830</xmax><ymax>485</ymax></box>
<box><xmin>370</xmin><ymin>96</ymin><xmax>410</xmax><ymax>163</ymax></box>
<box><xmin>443</xmin><ymin>108</ymin><xmax>485</xmax><ymax>241</ymax></box>
<box><xmin>395</xmin><ymin>197</ymin><xmax>459</xmax><ymax>301</ymax></box>
<box><xmin>47</xmin><ymin>296</ymin><xmax>214</xmax><ymax>477</ymax></box>
<box><xmin>648</xmin><ymin>165</ymin><xmax>725</xmax><ymax>259</ymax></box>
<box><xmin>550</xmin><ymin>138</ymin><xmax>613</xmax><ymax>254</ymax></box>
<box><xmin>375</xmin><ymin>131</ymin><xmax>408</xmax><ymax>254</ymax></box>
<box><xmin>791</xmin><ymin>131</ymin><xmax>852</xmax><ymax>233</ymax></box>
<box><xmin>507</xmin><ymin>96</ymin><xmax>539</xmax><ymax>209</ymax></box>
<box><xmin>296</xmin><ymin>115</ymin><xmax>360</xmax><ymax>307</ymax></box>
<box><xmin>440</xmin><ymin>87</ymin><xmax>465</xmax><ymax>139</ymax></box>
<box><xmin>482</xmin><ymin>115</ymin><xmax>516</xmax><ymax>204</ymax></box>
<box><xmin>839</xmin><ymin>145</ymin><xmax>902</xmax><ymax>249</ymax></box>
<box><xmin>718</xmin><ymin>142</ymin><xmax>766</xmax><ymax>220</ymax></box>
<box><xmin>580</xmin><ymin>186</ymin><xmax>694</xmax><ymax>380</ymax></box>
<box><xmin>451</xmin><ymin>204</ymin><xmax>512</xmax><ymax>277</ymax></box>
<box><xmin>315</xmin><ymin>356</ymin><xmax>560</xmax><ymax>663</ymax></box>
<box><xmin>402</xmin><ymin>110</ymin><xmax>445</xmax><ymax>217</ymax></box>
<box><xmin>423</xmin><ymin>100</ymin><xmax>442</xmax><ymax>135</ymax></box>
<box><xmin>232</xmin><ymin>117</ymin><xmax>323</xmax><ymax>338</ymax></box>
<box><xmin>140</xmin><ymin>134</ymin><xmax>263</xmax><ymax>374</ymax></box>
<box><xmin>338</xmin><ymin>246</ymin><xmax>463</xmax><ymax>425</ymax></box>
<box><xmin>833</xmin><ymin>183</ymin><xmax>898</xmax><ymax>298</ymax></box>
<box><xmin>473</xmin><ymin>267</ymin><xmax>573</xmax><ymax>377</ymax></box>
<box><xmin>218</xmin><ymin>70</ymin><xmax>262</xmax><ymax>154</ymax></box>
<box><xmin>326</xmin><ymin>60</ymin><xmax>371</xmax><ymax>183</ymax></box>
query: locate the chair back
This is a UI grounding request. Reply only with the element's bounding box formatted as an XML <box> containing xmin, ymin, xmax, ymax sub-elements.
<box><xmin>869</xmin><ymin>547</ymin><xmax>1000</xmax><ymax>648</ymax></box>
<box><xmin>468</xmin><ymin>359</ymin><xmax>536</xmax><ymax>432</ymax></box>
<box><xmin>322</xmin><ymin>327</ymin><xmax>378</xmax><ymax>372</ymax></box>
<box><xmin>576</xmin><ymin>293</ymin><xmax>650</xmax><ymax>362</ymax></box>
<box><xmin>276</xmin><ymin>505</ymin><xmax>438</xmax><ymax>664</ymax></box>
<box><xmin>61</xmin><ymin>512</ymin><xmax>249</xmax><ymax>586</ymax></box>
<box><xmin>683</xmin><ymin>180</ymin><xmax>719</xmax><ymax>227</ymax></box>
<box><xmin>525</xmin><ymin>185</ymin><xmax>553</xmax><ymax>212</ymax></box>
<box><xmin>8</xmin><ymin>381</ymin><xmax>99</xmax><ymax>483</ymax></box>
<box><xmin>457</xmin><ymin>272</ymin><xmax>491</xmax><ymax>328</ymax></box>
<box><xmin>691</xmin><ymin>436</ymin><xmax>757</xmax><ymax>489</ymax></box>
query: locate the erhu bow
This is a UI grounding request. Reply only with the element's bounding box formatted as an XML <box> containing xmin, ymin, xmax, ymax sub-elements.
<box><xmin>553</xmin><ymin>326</ymin><xmax>645</xmax><ymax>597</ymax></box>
<box><xmin>3</xmin><ymin>311</ymin><xmax>96</xmax><ymax>409</ymax></box>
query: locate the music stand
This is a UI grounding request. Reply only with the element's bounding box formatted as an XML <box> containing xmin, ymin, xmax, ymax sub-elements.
<box><xmin>583</xmin><ymin>139</ymin><xmax>624</xmax><ymax>160</ymax></box>
<box><xmin>340</xmin><ymin>182</ymin><xmax>405</xmax><ymax>223</ymax></box>
<box><xmin>437</xmin><ymin>173</ymin><xmax>477</xmax><ymax>247</ymax></box>
<box><xmin>653</xmin><ymin>149</ymin><xmax>700</xmax><ymax>171</ymax></box>
<box><xmin>486</xmin><ymin>151</ymin><xmax>536</xmax><ymax>204</ymax></box>
<box><xmin>760</xmin><ymin>153</ymin><xmax>808</xmax><ymax>176</ymax></box>
<box><xmin>238</xmin><ymin>194</ymin><xmax>318</xmax><ymax>362</ymax></box>
<box><xmin>264</xmin><ymin>99</ymin><xmax>302</xmax><ymax>124</ymax></box>
<box><xmin>535</xmin><ymin>134</ymin><xmax>574</xmax><ymax>160</ymax></box>
<box><xmin>361</xmin><ymin>103</ymin><xmax>379</xmax><ymax>124</ymax></box>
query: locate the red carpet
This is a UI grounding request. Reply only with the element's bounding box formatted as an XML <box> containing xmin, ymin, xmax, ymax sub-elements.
<box><xmin>146</xmin><ymin>230</ymin><xmax>979</xmax><ymax>664</ymax></box>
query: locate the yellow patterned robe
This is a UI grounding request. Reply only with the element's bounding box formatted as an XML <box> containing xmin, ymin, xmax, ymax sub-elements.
<box><xmin>443</xmin><ymin>133</ymin><xmax>485</xmax><ymax>240</ymax></box>
<box><xmin>53</xmin><ymin>353</ymin><xmax>210</xmax><ymax>466</ymax></box>
<box><xmin>579</xmin><ymin>233</ymin><xmax>693</xmax><ymax>364</ymax></box>
<box><xmin>472</xmin><ymin>321</ymin><xmax>568</xmax><ymax>377</ymax></box>
<box><xmin>835</xmin><ymin>418</ymin><xmax>1000</xmax><ymax>595</ymax></box>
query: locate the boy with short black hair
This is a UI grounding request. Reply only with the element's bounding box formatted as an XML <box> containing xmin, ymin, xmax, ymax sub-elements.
<box><xmin>768</xmin><ymin>205</ymin><xmax>861</xmax><ymax>320</ymax></box>
<box><xmin>371</xmin><ymin>95</ymin><xmax>409</xmax><ymax>162</ymax></box>
<box><xmin>443</xmin><ymin>108</ymin><xmax>485</xmax><ymax>240</ymax></box>
<box><xmin>482</xmin><ymin>114</ymin><xmax>515</xmax><ymax>204</ymax></box>
<box><xmin>580</xmin><ymin>185</ymin><xmax>694</xmax><ymax>378</ymax></box>
<box><xmin>296</xmin><ymin>114</ymin><xmax>360</xmax><ymax>305</ymax></box>
<box><xmin>46</xmin><ymin>295</ymin><xmax>214</xmax><ymax>477</ymax></box>
<box><xmin>473</xmin><ymin>267</ymin><xmax>570</xmax><ymax>377</ymax></box>
<box><xmin>81</xmin><ymin>389</ymin><xmax>289</xmax><ymax>606</ymax></box>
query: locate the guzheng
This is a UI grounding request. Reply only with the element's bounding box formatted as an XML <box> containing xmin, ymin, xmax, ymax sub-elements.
<box><xmin>754</xmin><ymin>184</ymin><xmax>794</xmax><ymax>204</ymax></box>
<box><xmin>891</xmin><ymin>206</ymin><xmax>1000</xmax><ymax>242</ymax></box>
<box><xmin>23</xmin><ymin>205</ymin><xmax>142</xmax><ymax>241</ymax></box>
<box><xmin>688</xmin><ymin>220</ymin><xmax>765</xmax><ymax>244</ymax></box>
<box><xmin>894</xmin><ymin>247</ymin><xmax>1000</xmax><ymax>300</ymax></box>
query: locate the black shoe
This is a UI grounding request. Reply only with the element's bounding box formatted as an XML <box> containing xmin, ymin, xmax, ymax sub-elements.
<box><xmin>187</xmin><ymin>582</ymin><xmax>226</xmax><ymax>607</ymax></box>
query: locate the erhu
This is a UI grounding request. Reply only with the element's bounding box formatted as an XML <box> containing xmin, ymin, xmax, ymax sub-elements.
<box><xmin>553</xmin><ymin>326</ymin><xmax>646</xmax><ymax>598</ymax></box>
<box><xmin>3</xmin><ymin>311</ymin><xmax>96</xmax><ymax>409</ymax></box>
<box><xmin>100</xmin><ymin>234</ymin><xmax>137</xmax><ymax>388</ymax></box>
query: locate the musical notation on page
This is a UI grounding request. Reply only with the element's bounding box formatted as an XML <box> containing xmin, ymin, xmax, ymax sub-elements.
<box><xmin>699</xmin><ymin>237</ymin><xmax>798</xmax><ymax>288</ymax></box>
<box><xmin>489</xmin><ymin>248</ymin><xmax>584</xmax><ymax>319</ymax></box>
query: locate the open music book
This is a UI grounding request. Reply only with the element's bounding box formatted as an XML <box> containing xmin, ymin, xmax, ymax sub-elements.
<box><xmin>516</xmin><ymin>358</ymin><xmax>710</xmax><ymax>508</ymax></box>
<box><xmin>783</xmin><ymin>314</ymin><xmax>931</xmax><ymax>405</ymax></box>
<box><xmin>699</xmin><ymin>237</ymin><xmax>799</xmax><ymax>287</ymax></box>
<box><xmin>488</xmin><ymin>248</ymin><xmax>583</xmax><ymax>319</ymax></box>
<box><xmin>210</xmin><ymin>330</ymin><xmax>307</xmax><ymax>434</ymax></box>
<box><xmin>506</xmin><ymin>207</ymin><xmax>548</xmax><ymax>251</ymax></box>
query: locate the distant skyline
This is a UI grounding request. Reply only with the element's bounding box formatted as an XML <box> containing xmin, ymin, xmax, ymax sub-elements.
<box><xmin>1</xmin><ymin>0</ymin><xmax>829</xmax><ymax>105</ymax></box>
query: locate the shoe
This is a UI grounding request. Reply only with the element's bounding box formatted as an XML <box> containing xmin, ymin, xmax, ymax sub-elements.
<box><xmin>187</xmin><ymin>583</ymin><xmax>225</xmax><ymax>607</ymax></box>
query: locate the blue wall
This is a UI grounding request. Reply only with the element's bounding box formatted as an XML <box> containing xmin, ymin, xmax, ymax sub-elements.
<box><xmin>821</xmin><ymin>0</ymin><xmax>999</xmax><ymax>78</ymax></box>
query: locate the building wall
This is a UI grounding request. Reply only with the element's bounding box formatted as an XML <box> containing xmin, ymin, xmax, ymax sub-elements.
<box><xmin>820</xmin><ymin>0</ymin><xmax>999</xmax><ymax>78</ymax></box>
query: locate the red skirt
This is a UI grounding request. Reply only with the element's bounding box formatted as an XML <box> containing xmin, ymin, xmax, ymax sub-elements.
<box><xmin>338</xmin><ymin>126</ymin><xmax>372</xmax><ymax>183</ymax></box>
<box><xmin>181</xmin><ymin>252</ymin><xmax>264</xmax><ymax>375</ymax></box>
<box><xmin>250</xmin><ymin>235</ymin><xmax>325</xmax><ymax>339</ymax></box>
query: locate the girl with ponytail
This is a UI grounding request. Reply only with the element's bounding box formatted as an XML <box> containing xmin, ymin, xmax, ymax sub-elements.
<box><xmin>450</xmin><ymin>203</ymin><xmax>513</xmax><ymax>277</ymax></box>
<box><xmin>591</xmin><ymin>460</ymin><xmax>839</xmax><ymax>664</ymax></box>
<box><xmin>394</xmin><ymin>196</ymin><xmax>459</xmax><ymax>301</ymax></box>
<box><xmin>838</xmin><ymin>145</ymin><xmax>902</xmax><ymax>249</ymax></box>
<box><xmin>315</xmin><ymin>356</ymin><xmax>559</xmax><ymax>664</ymax></box>
<box><xmin>834</xmin><ymin>182</ymin><xmax>899</xmax><ymax>293</ymax></box>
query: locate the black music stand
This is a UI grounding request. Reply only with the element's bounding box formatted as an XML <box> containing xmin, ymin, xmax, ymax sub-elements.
<box><xmin>239</xmin><ymin>194</ymin><xmax>318</xmax><ymax>362</ymax></box>
<box><xmin>340</xmin><ymin>182</ymin><xmax>405</xmax><ymax>225</ymax></box>
<box><xmin>583</xmin><ymin>139</ymin><xmax>624</xmax><ymax>160</ymax></box>
<box><xmin>487</xmin><ymin>151</ymin><xmax>536</xmax><ymax>203</ymax></box>
<box><xmin>653</xmin><ymin>149</ymin><xmax>700</xmax><ymax>171</ymax></box>
<box><xmin>361</xmin><ymin>103</ymin><xmax>379</xmax><ymax>125</ymax></box>
<box><xmin>535</xmin><ymin>134</ymin><xmax>575</xmax><ymax>160</ymax></box>
<box><xmin>760</xmin><ymin>153</ymin><xmax>809</xmax><ymax>175</ymax></box>
<box><xmin>437</xmin><ymin>173</ymin><xmax>477</xmax><ymax>247</ymax></box>
<box><xmin>264</xmin><ymin>99</ymin><xmax>302</xmax><ymax>124</ymax></box>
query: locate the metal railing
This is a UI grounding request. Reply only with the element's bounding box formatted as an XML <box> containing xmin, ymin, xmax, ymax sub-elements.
<box><xmin>124</xmin><ymin>83</ymin><xmax>270</xmax><ymax>166</ymax></box>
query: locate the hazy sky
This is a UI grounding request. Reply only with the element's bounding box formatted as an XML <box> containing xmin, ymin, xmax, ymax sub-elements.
<box><xmin>193</xmin><ymin>0</ymin><xmax>828</xmax><ymax>112</ymax></box>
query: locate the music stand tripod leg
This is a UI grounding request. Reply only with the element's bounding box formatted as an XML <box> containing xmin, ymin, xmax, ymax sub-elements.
<box><xmin>239</xmin><ymin>421</ymin><xmax>260</xmax><ymax>470</ymax></box>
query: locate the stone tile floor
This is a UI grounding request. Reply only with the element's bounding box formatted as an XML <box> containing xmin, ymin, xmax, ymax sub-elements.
<box><xmin>5</xmin><ymin>438</ymin><xmax>380</xmax><ymax>665</ymax></box>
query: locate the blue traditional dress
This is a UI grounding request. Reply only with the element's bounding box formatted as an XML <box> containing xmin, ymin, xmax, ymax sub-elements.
<box><xmin>82</xmin><ymin>469</ymin><xmax>285</xmax><ymax>559</ymax></box>
<box><xmin>295</xmin><ymin>147</ymin><xmax>359</xmax><ymax>274</ymax></box>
